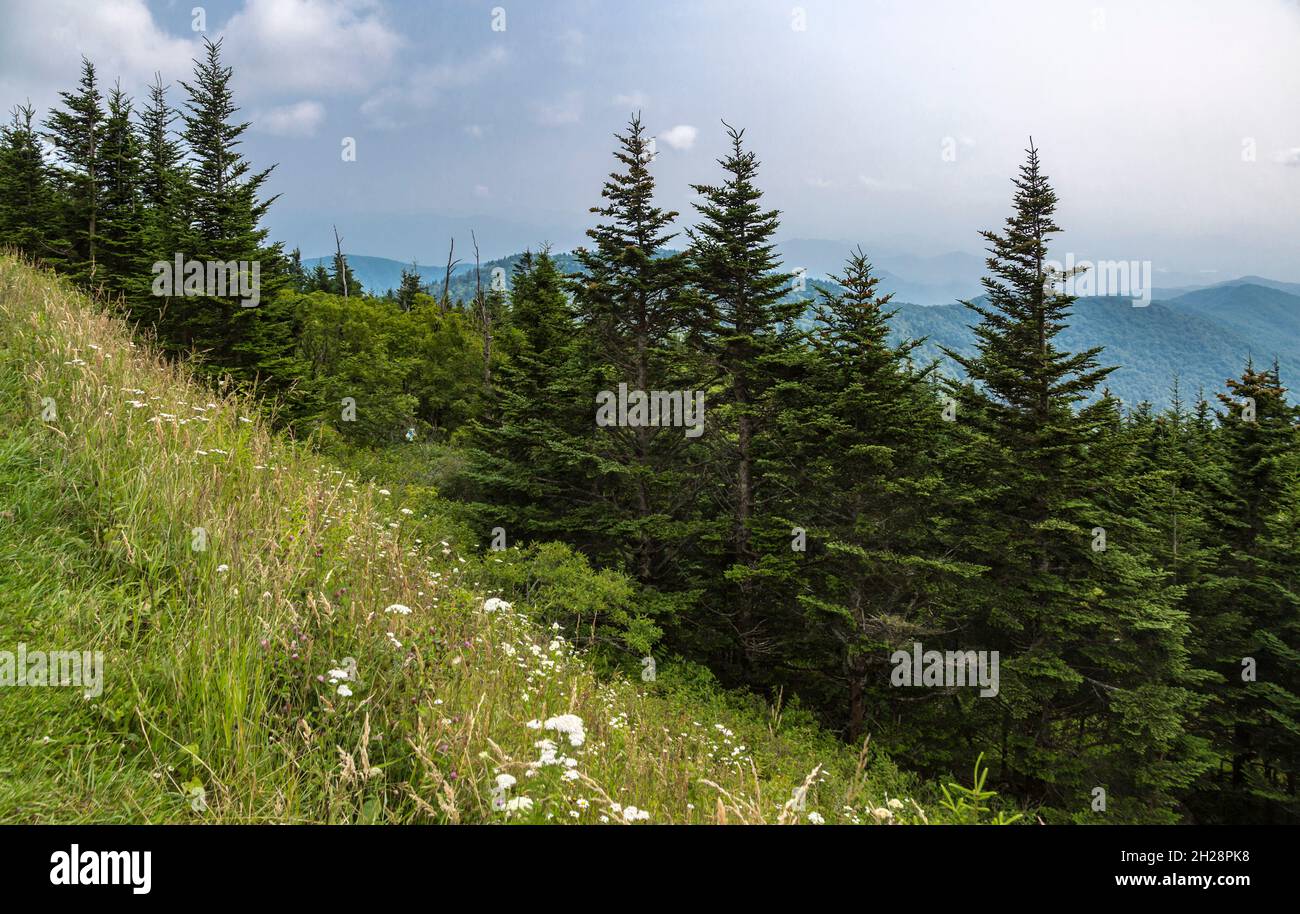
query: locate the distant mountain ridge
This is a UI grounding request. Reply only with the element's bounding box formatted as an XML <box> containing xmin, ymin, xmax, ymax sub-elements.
<box><xmin>306</xmin><ymin>252</ymin><xmax>1300</xmax><ymax>410</ymax></box>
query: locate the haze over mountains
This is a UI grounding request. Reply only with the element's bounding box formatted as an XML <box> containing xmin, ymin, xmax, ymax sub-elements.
<box><xmin>306</xmin><ymin>249</ymin><xmax>1300</xmax><ymax>410</ymax></box>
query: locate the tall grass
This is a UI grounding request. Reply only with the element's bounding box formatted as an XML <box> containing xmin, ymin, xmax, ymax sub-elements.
<box><xmin>0</xmin><ymin>253</ymin><xmax>1003</xmax><ymax>824</ymax></box>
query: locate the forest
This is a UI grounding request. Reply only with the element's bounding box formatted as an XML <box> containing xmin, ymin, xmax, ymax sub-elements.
<box><xmin>1</xmin><ymin>38</ymin><xmax>1297</xmax><ymax>825</ymax></box>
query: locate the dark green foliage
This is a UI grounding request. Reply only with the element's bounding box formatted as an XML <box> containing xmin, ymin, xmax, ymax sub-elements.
<box><xmin>0</xmin><ymin>103</ymin><xmax>58</xmax><ymax>259</ymax></box>
<box><xmin>43</xmin><ymin>57</ymin><xmax>104</xmax><ymax>285</ymax></box>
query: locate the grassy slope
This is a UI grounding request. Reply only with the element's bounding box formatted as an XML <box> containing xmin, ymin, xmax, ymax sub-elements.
<box><xmin>0</xmin><ymin>254</ymin><xmax>997</xmax><ymax>824</ymax></box>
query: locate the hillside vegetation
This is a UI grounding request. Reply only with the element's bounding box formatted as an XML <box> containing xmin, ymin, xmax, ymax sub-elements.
<box><xmin>0</xmin><ymin>253</ymin><xmax>1005</xmax><ymax>824</ymax></box>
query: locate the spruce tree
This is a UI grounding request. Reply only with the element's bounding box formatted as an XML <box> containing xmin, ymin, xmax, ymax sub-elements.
<box><xmin>686</xmin><ymin>123</ymin><xmax>802</xmax><ymax>678</ymax></box>
<box><xmin>464</xmin><ymin>250</ymin><xmax>596</xmax><ymax>547</ymax></box>
<box><xmin>571</xmin><ymin>114</ymin><xmax>700</xmax><ymax>598</ymax></box>
<box><xmin>135</xmin><ymin>74</ymin><xmax>188</xmax><ymax>330</ymax></box>
<box><xmin>771</xmin><ymin>249</ymin><xmax>983</xmax><ymax>738</ymax></box>
<box><xmin>97</xmin><ymin>83</ymin><xmax>145</xmax><ymax>302</ymax></box>
<box><xmin>0</xmin><ymin>103</ymin><xmax>58</xmax><ymax>259</ymax></box>
<box><xmin>943</xmin><ymin>142</ymin><xmax>1209</xmax><ymax>821</ymax></box>
<box><xmin>1192</xmin><ymin>361</ymin><xmax>1300</xmax><ymax>821</ymax></box>
<box><xmin>178</xmin><ymin>37</ymin><xmax>284</xmax><ymax>367</ymax></box>
<box><xmin>44</xmin><ymin>57</ymin><xmax>105</xmax><ymax>286</ymax></box>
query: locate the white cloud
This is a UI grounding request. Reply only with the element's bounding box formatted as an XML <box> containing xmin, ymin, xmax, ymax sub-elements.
<box><xmin>1273</xmin><ymin>148</ymin><xmax>1300</xmax><ymax>167</ymax></box>
<box><xmin>858</xmin><ymin>175</ymin><xmax>911</xmax><ymax>192</ymax></box>
<box><xmin>464</xmin><ymin>124</ymin><xmax>485</xmax><ymax>139</ymax></box>
<box><xmin>557</xmin><ymin>28</ymin><xmax>585</xmax><ymax>66</ymax></box>
<box><xmin>659</xmin><ymin>124</ymin><xmax>697</xmax><ymax>150</ymax></box>
<box><xmin>613</xmin><ymin>91</ymin><xmax>648</xmax><ymax>109</ymax></box>
<box><xmin>222</xmin><ymin>0</ymin><xmax>403</xmax><ymax>95</ymax></box>
<box><xmin>805</xmin><ymin>176</ymin><xmax>833</xmax><ymax>189</ymax></box>
<box><xmin>255</xmin><ymin>100</ymin><xmax>325</xmax><ymax>137</ymax></box>
<box><xmin>535</xmin><ymin>91</ymin><xmax>583</xmax><ymax>127</ymax></box>
<box><xmin>0</xmin><ymin>0</ymin><xmax>197</xmax><ymax>110</ymax></box>
<box><xmin>362</xmin><ymin>46</ymin><xmax>508</xmax><ymax>129</ymax></box>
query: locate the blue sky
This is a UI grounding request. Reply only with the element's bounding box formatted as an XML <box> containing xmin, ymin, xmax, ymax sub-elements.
<box><xmin>2</xmin><ymin>0</ymin><xmax>1298</xmax><ymax>281</ymax></box>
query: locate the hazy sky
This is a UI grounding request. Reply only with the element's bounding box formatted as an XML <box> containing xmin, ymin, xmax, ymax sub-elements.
<box><xmin>1</xmin><ymin>0</ymin><xmax>1298</xmax><ymax>280</ymax></box>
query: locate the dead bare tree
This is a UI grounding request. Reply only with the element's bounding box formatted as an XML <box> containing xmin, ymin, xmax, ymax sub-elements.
<box><xmin>472</xmin><ymin>230</ymin><xmax>493</xmax><ymax>399</ymax></box>
<box><xmin>332</xmin><ymin>224</ymin><xmax>349</xmax><ymax>299</ymax></box>
<box><xmin>441</xmin><ymin>237</ymin><xmax>460</xmax><ymax>313</ymax></box>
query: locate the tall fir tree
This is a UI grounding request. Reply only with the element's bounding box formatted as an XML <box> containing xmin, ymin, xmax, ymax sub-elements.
<box><xmin>1191</xmin><ymin>361</ymin><xmax>1300</xmax><ymax>821</ymax></box>
<box><xmin>178</xmin><ymin>37</ymin><xmax>284</xmax><ymax>364</ymax></box>
<box><xmin>571</xmin><ymin>114</ymin><xmax>701</xmax><ymax>602</ymax></box>
<box><xmin>942</xmin><ymin>142</ymin><xmax>1210</xmax><ymax>821</ymax></box>
<box><xmin>44</xmin><ymin>57</ymin><xmax>105</xmax><ymax>286</ymax></box>
<box><xmin>135</xmin><ymin>73</ymin><xmax>188</xmax><ymax>330</ymax></box>
<box><xmin>96</xmin><ymin>83</ymin><xmax>145</xmax><ymax>302</ymax></box>
<box><xmin>685</xmin><ymin>123</ymin><xmax>802</xmax><ymax>679</ymax></box>
<box><xmin>0</xmin><ymin>102</ymin><xmax>58</xmax><ymax>259</ymax></box>
<box><xmin>464</xmin><ymin>250</ymin><xmax>598</xmax><ymax>548</ymax></box>
<box><xmin>769</xmin><ymin>249</ymin><xmax>984</xmax><ymax>738</ymax></box>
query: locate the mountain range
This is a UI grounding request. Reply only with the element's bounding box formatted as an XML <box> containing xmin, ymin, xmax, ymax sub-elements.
<box><xmin>304</xmin><ymin>252</ymin><xmax>1300</xmax><ymax>411</ymax></box>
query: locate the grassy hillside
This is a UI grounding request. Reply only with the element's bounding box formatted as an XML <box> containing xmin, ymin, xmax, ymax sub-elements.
<box><xmin>0</xmin><ymin>254</ymin><xmax>1013</xmax><ymax>825</ymax></box>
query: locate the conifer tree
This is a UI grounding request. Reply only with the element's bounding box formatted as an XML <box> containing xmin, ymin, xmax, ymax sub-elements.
<box><xmin>397</xmin><ymin>261</ymin><xmax>423</xmax><ymax>312</ymax></box>
<box><xmin>1193</xmin><ymin>361</ymin><xmax>1300</xmax><ymax>820</ymax></box>
<box><xmin>771</xmin><ymin>249</ymin><xmax>983</xmax><ymax>738</ymax></box>
<box><xmin>943</xmin><ymin>142</ymin><xmax>1209</xmax><ymax>820</ymax></box>
<box><xmin>571</xmin><ymin>115</ymin><xmax>700</xmax><ymax>594</ymax></box>
<box><xmin>465</xmin><ymin>250</ymin><xmax>596</xmax><ymax>547</ymax></box>
<box><xmin>44</xmin><ymin>57</ymin><xmax>105</xmax><ymax>285</ymax></box>
<box><xmin>96</xmin><ymin>83</ymin><xmax>145</xmax><ymax>302</ymax></box>
<box><xmin>0</xmin><ymin>103</ymin><xmax>58</xmax><ymax>258</ymax></box>
<box><xmin>686</xmin><ymin>123</ymin><xmax>802</xmax><ymax>676</ymax></box>
<box><xmin>178</xmin><ymin>37</ymin><xmax>284</xmax><ymax>366</ymax></box>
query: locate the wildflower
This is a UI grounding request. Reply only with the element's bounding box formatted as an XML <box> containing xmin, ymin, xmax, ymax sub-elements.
<box><xmin>384</xmin><ymin>603</ymin><xmax>412</xmax><ymax>615</ymax></box>
<box><xmin>525</xmin><ymin>719</ymin><xmax>542</xmax><ymax>730</ymax></box>
<box><xmin>482</xmin><ymin>597</ymin><xmax>512</xmax><ymax>613</ymax></box>
<box><xmin>495</xmin><ymin>773</ymin><xmax>517</xmax><ymax>790</ymax></box>
<box><xmin>807</xmin><ymin>811</ymin><xmax>825</xmax><ymax>825</ymax></box>
<box><xmin>888</xmin><ymin>798</ymin><xmax>904</xmax><ymax>812</ymax></box>
<box><xmin>543</xmin><ymin>714</ymin><xmax>586</xmax><ymax>747</ymax></box>
<box><xmin>337</xmin><ymin>684</ymin><xmax>353</xmax><ymax>698</ymax></box>
<box><xmin>622</xmin><ymin>806</ymin><xmax>650</xmax><ymax>823</ymax></box>
<box><xmin>216</xmin><ymin>564</ymin><xmax>230</xmax><ymax>574</ymax></box>
<box><xmin>505</xmin><ymin>796</ymin><xmax>533</xmax><ymax>814</ymax></box>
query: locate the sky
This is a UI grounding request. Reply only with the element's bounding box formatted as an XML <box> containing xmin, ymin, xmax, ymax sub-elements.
<box><xmin>1</xmin><ymin>0</ymin><xmax>1298</xmax><ymax>282</ymax></box>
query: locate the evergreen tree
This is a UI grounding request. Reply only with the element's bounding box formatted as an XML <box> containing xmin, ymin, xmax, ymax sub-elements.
<box><xmin>942</xmin><ymin>142</ymin><xmax>1210</xmax><ymax>821</ymax></box>
<box><xmin>44</xmin><ymin>57</ymin><xmax>105</xmax><ymax>285</ymax></box>
<box><xmin>0</xmin><ymin>102</ymin><xmax>58</xmax><ymax>258</ymax></box>
<box><xmin>177</xmin><ymin>37</ymin><xmax>284</xmax><ymax>365</ymax></box>
<box><xmin>397</xmin><ymin>261</ymin><xmax>423</xmax><ymax>311</ymax></box>
<box><xmin>465</xmin><ymin>250</ymin><xmax>598</xmax><ymax>548</ymax></box>
<box><xmin>571</xmin><ymin>114</ymin><xmax>700</xmax><ymax>599</ymax></box>
<box><xmin>1190</xmin><ymin>361</ymin><xmax>1300</xmax><ymax>821</ymax></box>
<box><xmin>135</xmin><ymin>73</ymin><xmax>188</xmax><ymax>329</ymax></box>
<box><xmin>771</xmin><ymin>249</ymin><xmax>983</xmax><ymax>738</ymax></box>
<box><xmin>685</xmin><ymin>123</ymin><xmax>802</xmax><ymax>678</ymax></box>
<box><xmin>96</xmin><ymin>83</ymin><xmax>145</xmax><ymax>302</ymax></box>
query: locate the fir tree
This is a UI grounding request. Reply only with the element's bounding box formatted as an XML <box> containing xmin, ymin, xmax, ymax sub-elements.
<box><xmin>686</xmin><ymin>122</ymin><xmax>801</xmax><ymax>677</ymax></box>
<box><xmin>571</xmin><ymin>114</ymin><xmax>701</xmax><ymax>595</ymax></box>
<box><xmin>942</xmin><ymin>142</ymin><xmax>1209</xmax><ymax>821</ymax></box>
<box><xmin>44</xmin><ymin>57</ymin><xmax>105</xmax><ymax>286</ymax></box>
<box><xmin>0</xmin><ymin>102</ymin><xmax>58</xmax><ymax>259</ymax></box>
